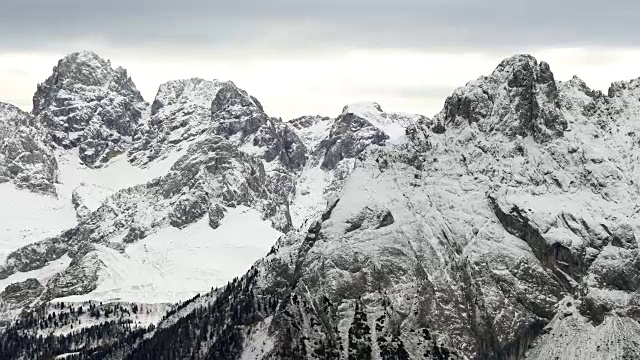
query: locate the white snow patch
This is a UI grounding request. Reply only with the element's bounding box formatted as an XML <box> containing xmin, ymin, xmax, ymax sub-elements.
<box><xmin>290</xmin><ymin>166</ymin><xmax>333</xmax><ymax>228</ymax></box>
<box><xmin>0</xmin><ymin>184</ymin><xmax>76</xmax><ymax>264</ymax></box>
<box><xmin>56</xmin><ymin>148</ymin><xmax>184</xmax><ymax>211</ymax></box>
<box><xmin>240</xmin><ymin>316</ymin><xmax>275</xmax><ymax>360</ymax></box>
<box><xmin>58</xmin><ymin>206</ymin><xmax>282</xmax><ymax>303</ymax></box>
<box><xmin>0</xmin><ymin>148</ymin><xmax>186</xmax><ymax>264</ymax></box>
<box><xmin>292</xmin><ymin>117</ymin><xmax>332</xmax><ymax>151</ymax></box>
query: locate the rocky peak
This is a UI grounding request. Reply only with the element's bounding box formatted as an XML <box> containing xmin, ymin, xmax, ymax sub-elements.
<box><xmin>342</xmin><ymin>102</ymin><xmax>419</xmax><ymax>138</ymax></box>
<box><xmin>33</xmin><ymin>51</ymin><xmax>142</xmax><ymax>115</ymax></box>
<box><xmin>438</xmin><ymin>54</ymin><xmax>567</xmax><ymax>142</ymax></box>
<box><xmin>490</xmin><ymin>54</ymin><xmax>542</xmax><ymax>82</ymax></box>
<box><xmin>129</xmin><ymin>78</ymin><xmax>229</xmax><ymax>165</ymax></box>
<box><xmin>564</xmin><ymin>75</ymin><xmax>595</xmax><ymax>94</ymax></box>
<box><xmin>208</xmin><ymin>82</ymin><xmax>267</xmax><ymax>143</ymax></box>
<box><xmin>33</xmin><ymin>51</ymin><xmax>147</xmax><ymax>166</ymax></box>
<box><xmin>604</xmin><ymin>76</ymin><xmax>640</xmax><ymax>119</ymax></box>
<box><xmin>207</xmin><ymin>82</ymin><xmax>307</xmax><ymax>174</ymax></box>
<box><xmin>341</xmin><ymin>101</ymin><xmax>384</xmax><ymax>115</ymax></box>
<box><xmin>0</xmin><ymin>102</ymin><xmax>36</xmax><ymax>128</ymax></box>
<box><xmin>36</xmin><ymin>51</ymin><xmax>111</xmax><ymax>94</ymax></box>
<box><xmin>150</xmin><ymin>78</ymin><xmax>227</xmax><ymax>120</ymax></box>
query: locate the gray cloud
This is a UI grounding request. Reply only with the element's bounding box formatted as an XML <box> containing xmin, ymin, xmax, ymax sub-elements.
<box><xmin>3</xmin><ymin>0</ymin><xmax>640</xmax><ymax>52</ymax></box>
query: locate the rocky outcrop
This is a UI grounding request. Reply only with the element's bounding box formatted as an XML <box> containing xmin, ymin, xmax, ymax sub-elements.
<box><xmin>0</xmin><ymin>278</ymin><xmax>44</xmax><ymax>307</ymax></box>
<box><xmin>33</xmin><ymin>51</ymin><xmax>147</xmax><ymax>166</ymax></box>
<box><xmin>41</xmin><ymin>243</ymin><xmax>101</xmax><ymax>300</ymax></box>
<box><xmin>0</xmin><ymin>102</ymin><xmax>58</xmax><ymax>194</ymax></box>
<box><xmin>320</xmin><ymin>108</ymin><xmax>388</xmax><ymax>170</ymax></box>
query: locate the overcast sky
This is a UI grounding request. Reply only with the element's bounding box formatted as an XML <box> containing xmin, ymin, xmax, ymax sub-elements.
<box><xmin>2</xmin><ymin>0</ymin><xmax>640</xmax><ymax>119</ymax></box>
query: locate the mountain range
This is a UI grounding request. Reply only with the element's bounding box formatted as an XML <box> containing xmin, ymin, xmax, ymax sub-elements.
<box><xmin>0</xmin><ymin>51</ymin><xmax>639</xmax><ymax>359</ymax></box>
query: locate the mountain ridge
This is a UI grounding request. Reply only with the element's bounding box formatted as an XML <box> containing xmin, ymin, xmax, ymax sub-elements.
<box><xmin>0</xmin><ymin>51</ymin><xmax>639</xmax><ymax>359</ymax></box>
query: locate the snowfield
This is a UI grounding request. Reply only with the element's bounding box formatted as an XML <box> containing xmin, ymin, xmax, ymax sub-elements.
<box><xmin>57</xmin><ymin>206</ymin><xmax>281</xmax><ymax>303</ymax></box>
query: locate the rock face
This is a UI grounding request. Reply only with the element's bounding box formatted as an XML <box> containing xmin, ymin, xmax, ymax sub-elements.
<box><xmin>2</xmin><ymin>53</ymin><xmax>640</xmax><ymax>360</ymax></box>
<box><xmin>0</xmin><ymin>103</ymin><xmax>58</xmax><ymax>194</ymax></box>
<box><xmin>33</xmin><ymin>51</ymin><xmax>147</xmax><ymax>166</ymax></box>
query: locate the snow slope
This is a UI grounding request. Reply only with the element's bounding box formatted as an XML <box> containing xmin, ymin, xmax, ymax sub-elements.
<box><xmin>0</xmin><ymin>185</ymin><xmax>76</xmax><ymax>264</ymax></box>
<box><xmin>57</xmin><ymin>206</ymin><xmax>281</xmax><ymax>303</ymax></box>
<box><xmin>0</xmin><ymin>148</ymin><xmax>184</xmax><ymax>265</ymax></box>
<box><xmin>57</xmin><ymin>148</ymin><xmax>185</xmax><ymax>212</ymax></box>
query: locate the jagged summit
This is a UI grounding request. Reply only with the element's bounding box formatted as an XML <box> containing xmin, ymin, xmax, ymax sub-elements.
<box><xmin>33</xmin><ymin>51</ymin><xmax>147</xmax><ymax>166</ymax></box>
<box><xmin>150</xmin><ymin>78</ymin><xmax>227</xmax><ymax>116</ymax></box>
<box><xmin>436</xmin><ymin>53</ymin><xmax>567</xmax><ymax>142</ymax></box>
<box><xmin>0</xmin><ymin>102</ymin><xmax>37</xmax><ymax>127</ymax></box>
<box><xmin>129</xmin><ymin>78</ymin><xmax>230</xmax><ymax>165</ymax></box>
<box><xmin>32</xmin><ymin>51</ymin><xmax>143</xmax><ymax>114</ymax></box>
<box><xmin>609</xmin><ymin>76</ymin><xmax>640</xmax><ymax>97</ymax></box>
<box><xmin>490</xmin><ymin>53</ymin><xmax>540</xmax><ymax>78</ymax></box>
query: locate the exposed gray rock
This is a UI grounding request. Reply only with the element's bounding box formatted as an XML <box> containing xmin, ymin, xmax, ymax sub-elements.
<box><xmin>208</xmin><ymin>203</ymin><xmax>226</xmax><ymax>229</ymax></box>
<box><xmin>344</xmin><ymin>206</ymin><xmax>394</xmax><ymax>232</ymax></box>
<box><xmin>33</xmin><ymin>51</ymin><xmax>147</xmax><ymax>166</ymax></box>
<box><xmin>129</xmin><ymin>78</ymin><xmax>229</xmax><ymax>165</ymax></box>
<box><xmin>320</xmin><ymin>106</ymin><xmax>389</xmax><ymax>170</ymax></box>
<box><xmin>0</xmin><ymin>278</ymin><xmax>43</xmax><ymax>307</ymax></box>
<box><xmin>42</xmin><ymin>243</ymin><xmax>100</xmax><ymax>300</ymax></box>
<box><xmin>0</xmin><ymin>102</ymin><xmax>58</xmax><ymax>194</ymax></box>
<box><xmin>438</xmin><ymin>54</ymin><xmax>567</xmax><ymax>142</ymax></box>
<box><xmin>210</xmin><ymin>83</ymin><xmax>307</xmax><ymax>173</ymax></box>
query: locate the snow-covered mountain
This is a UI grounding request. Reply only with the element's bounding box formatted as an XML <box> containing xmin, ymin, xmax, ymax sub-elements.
<box><xmin>1</xmin><ymin>52</ymin><xmax>640</xmax><ymax>359</ymax></box>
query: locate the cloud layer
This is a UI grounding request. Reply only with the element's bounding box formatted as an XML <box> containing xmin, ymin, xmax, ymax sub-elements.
<box><xmin>4</xmin><ymin>0</ymin><xmax>640</xmax><ymax>51</ymax></box>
